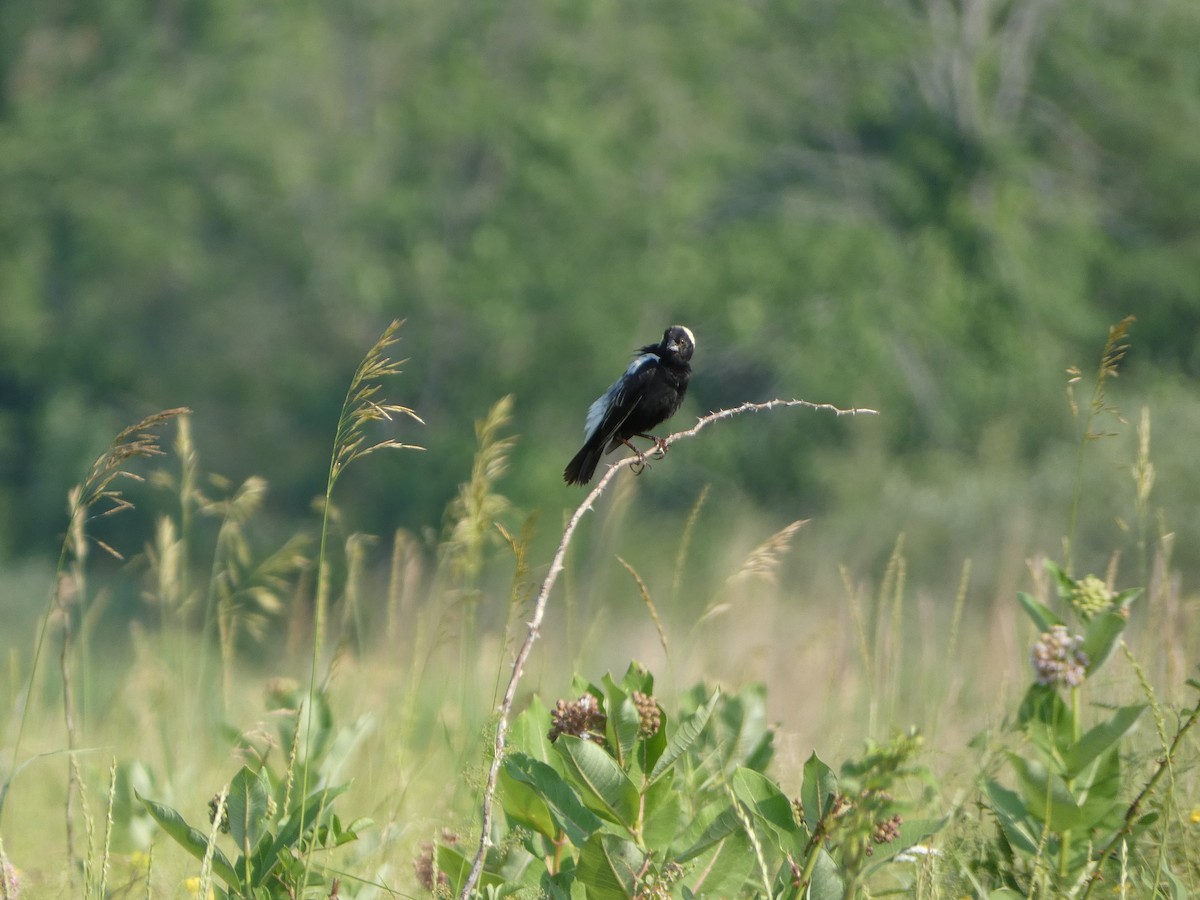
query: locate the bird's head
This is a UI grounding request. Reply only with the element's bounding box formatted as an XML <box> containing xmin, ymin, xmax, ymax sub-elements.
<box><xmin>661</xmin><ymin>325</ymin><xmax>696</xmax><ymax>362</ymax></box>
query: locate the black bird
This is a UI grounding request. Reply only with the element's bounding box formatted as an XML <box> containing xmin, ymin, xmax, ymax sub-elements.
<box><xmin>563</xmin><ymin>325</ymin><xmax>695</xmax><ymax>485</ymax></box>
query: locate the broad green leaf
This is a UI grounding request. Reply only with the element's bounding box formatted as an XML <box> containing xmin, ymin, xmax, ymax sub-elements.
<box><xmin>676</xmin><ymin>803</ymin><xmax>743</xmax><ymax>862</ymax></box>
<box><xmin>732</xmin><ymin>767</ymin><xmax>801</xmax><ymax>853</ymax></box>
<box><xmin>499</xmin><ymin>756</ymin><xmax>560</xmax><ymax>841</ymax></box>
<box><xmin>226</xmin><ymin>766</ymin><xmax>271</xmax><ymax>854</ymax></box>
<box><xmin>1069</xmin><ymin>745</ymin><xmax>1123</xmax><ymax>832</ymax></box>
<box><xmin>619</xmin><ymin>661</ymin><xmax>654</xmax><ymax>695</ymax></box>
<box><xmin>504</xmin><ymin>753</ymin><xmax>603</xmax><ymax>847</ymax></box>
<box><xmin>1018</xmin><ymin>684</ymin><xmax>1073</xmax><ymax>765</ymax></box>
<box><xmin>509</xmin><ymin>696</ymin><xmax>559</xmax><ymax>767</ymax></box>
<box><xmin>1017</xmin><ymin>591</ymin><xmax>1062</xmax><ymax>631</ymax></box>
<box><xmin>800</xmin><ymin>752</ymin><xmax>839</xmax><ymax>836</ymax></box>
<box><xmin>602</xmin><ymin>673</ymin><xmax>640</xmax><ymax>768</ymax></box>
<box><xmin>639</xmin><ymin>774</ymin><xmax>680</xmax><ymax>849</ymax></box>
<box><xmin>985</xmin><ymin>780</ymin><xmax>1041</xmax><ymax>856</ymax></box>
<box><xmin>1009</xmin><ymin>753</ymin><xmax>1088</xmax><ymax>832</ymax></box>
<box><xmin>137</xmin><ymin>792</ymin><xmax>240</xmax><ymax>886</ymax></box>
<box><xmin>1009</xmin><ymin>752</ymin><xmax>1073</xmax><ymax>825</ymax></box>
<box><xmin>1081</xmin><ymin>612</ymin><xmax>1128</xmax><ymax>674</ymax></box>
<box><xmin>649</xmin><ymin>689</ymin><xmax>719</xmax><ymax>784</ymax></box>
<box><xmin>718</xmin><ymin>683</ymin><xmax>774</xmax><ymax>773</ymax></box>
<box><xmin>1063</xmin><ymin>704</ymin><xmax>1144</xmax><ymax>778</ymax></box>
<box><xmin>806</xmin><ymin>847</ymin><xmax>845</xmax><ymax>900</ymax></box>
<box><xmin>576</xmin><ymin>833</ymin><xmax>645</xmax><ymax>900</ymax></box>
<box><xmin>684</xmin><ymin>830</ymin><xmax>756</xmax><ymax>899</ymax></box>
<box><xmin>554</xmin><ymin>736</ymin><xmax>640</xmax><ymax>830</ymax></box>
<box><xmin>689</xmin><ymin>683</ymin><xmax>774</xmax><ymax>783</ymax></box>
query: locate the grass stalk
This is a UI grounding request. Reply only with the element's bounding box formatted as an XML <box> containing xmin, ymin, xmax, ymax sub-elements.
<box><xmin>0</xmin><ymin>408</ymin><xmax>186</xmax><ymax>837</ymax></box>
<box><xmin>1063</xmin><ymin>316</ymin><xmax>1134</xmax><ymax>571</ymax></box>
<box><xmin>299</xmin><ymin>320</ymin><xmax>422</xmax><ymax>878</ymax></box>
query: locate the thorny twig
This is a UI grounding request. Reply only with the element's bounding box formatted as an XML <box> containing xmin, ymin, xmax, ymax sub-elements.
<box><xmin>457</xmin><ymin>398</ymin><xmax>877</xmax><ymax>899</ymax></box>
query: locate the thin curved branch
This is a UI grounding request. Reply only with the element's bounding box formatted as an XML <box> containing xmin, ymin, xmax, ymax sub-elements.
<box><xmin>457</xmin><ymin>398</ymin><xmax>877</xmax><ymax>899</ymax></box>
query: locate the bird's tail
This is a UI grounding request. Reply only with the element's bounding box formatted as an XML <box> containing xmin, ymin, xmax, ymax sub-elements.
<box><xmin>563</xmin><ymin>442</ymin><xmax>604</xmax><ymax>485</ymax></box>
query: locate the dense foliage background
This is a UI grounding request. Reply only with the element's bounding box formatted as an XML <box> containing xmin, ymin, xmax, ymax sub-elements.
<box><xmin>2</xmin><ymin>0</ymin><xmax>1200</xmax><ymax>574</ymax></box>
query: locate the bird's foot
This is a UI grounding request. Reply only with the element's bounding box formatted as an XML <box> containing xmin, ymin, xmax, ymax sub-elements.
<box><xmin>630</xmin><ymin>448</ymin><xmax>649</xmax><ymax>476</ymax></box>
<box><xmin>634</xmin><ymin>433</ymin><xmax>669</xmax><ymax>459</ymax></box>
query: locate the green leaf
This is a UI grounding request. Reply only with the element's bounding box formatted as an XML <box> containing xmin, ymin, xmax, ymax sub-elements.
<box><xmin>649</xmin><ymin>689</ymin><xmax>718</xmax><ymax>784</ymax></box>
<box><xmin>618</xmin><ymin>661</ymin><xmax>654</xmax><ymax>696</ymax></box>
<box><xmin>226</xmin><ymin>766</ymin><xmax>272</xmax><ymax>854</ymax></box>
<box><xmin>1081</xmin><ymin>611</ymin><xmax>1128</xmax><ymax>674</ymax></box>
<box><xmin>1017</xmin><ymin>591</ymin><xmax>1062</xmax><ymax>631</ymax></box>
<box><xmin>985</xmin><ymin>780</ymin><xmax>1041</xmax><ymax>856</ymax></box>
<box><xmin>576</xmin><ymin>833</ymin><xmax>645</xmax><ymax>900</ymax></box>
<box><xmin>639</xmin><ymin>774</ymin><xmax>680</xmax><ymax>849</ymax></box>
<box><xmin>499</xmin><ymin>756</ymin><xmax>561</xmax><ymax>841</ymax></box>
<box><xmin>554</xmin><ymin>736</ymin><xmax>640</xmax><ymax>830</ymax></box>
<box><xmin>1008</xmin><ymin>750</ymin><xmax>1121</xmax><ymax>834</ymax></box>
<box><xmin>732</xmin><ymin>767</ymin><xmax>801</xmax><ymax>853</ymax></box>
<box><xmin>1009</xmin><ymin>752</ymin><xmax>1080</xmax><ymax>830</ymax></box>
<box><xmin>1044</xmin><ymin>560</ymin><xmax>1076</xmax><ymax>598</ymax></box>
<box><xmin>676</xmin><ymin>803</ymin><xmax>744</xmax><ymax>862</ymax></box>
<box><xmin>1068</xmin><ymin>745</ymin><xmax>1123</xmax><ymax>832</ymax></box>
<box><xmin>684</xmin><ymin>830</ymin><xmax>756</xmax><ymax>899</ymax></box>
<box><xmin>1063</xmin><ymin>704</ymin><xmax>1144</xmax><ymax>778</ymax></box>
<box><xmin>602</xmin><ymin>673</ymin><xmax>640</xmax><ymax>768</ymax></box>
<box><xmin>806</xmin><ymin>847</ymin><xmax>845</xmax><ymax>900</ymax></box>
<box><xmin>137</xmin><ymin>792</ymin><xmax>240</xmax><ymax>886</ymax></box>
<box><xmin>1018</xmin><ymin>684</ymin><xmax>1073</xmax><ymax>766</ymax></box>
<box><xmin>800</xmin><ymin>752</ymin><xmax>839</xmax><ymax>836</ymax></box>
<box><xmin>504</xmin><ymin>752</ymin><xmax>603</xmax><ymax>847</ymax></box>
<box><xmin>509</xmin><ymin>696</ymin><xmax>561</xmax><ymax>769</ymax></box>
<box><xmin>250</xmin><ymin>782</ymin><xmax>349</xmax><ymax>886</ymax></box>
<box><xmin>718</xmin><ymin>683</ymin><xmax>774</xmax><ymax>774</ymax></box>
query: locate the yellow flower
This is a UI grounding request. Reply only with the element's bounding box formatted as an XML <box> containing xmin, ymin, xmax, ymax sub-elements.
<box><xmin>1189</xmin><ymin>808</ymin><xmax>1200</xmax><ymax>825</ymax></box>
<box><xmin>184</xmin><ymin>877</ymin><xmax>214</xmax><ymax>899</ymax></box>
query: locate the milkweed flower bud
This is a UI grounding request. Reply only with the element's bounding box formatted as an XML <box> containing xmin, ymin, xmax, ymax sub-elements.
<box><xmin>631</xmin><ymin>691</ymin><xmax>661</xmax><ymax>738</ymax></box>
<box><xmin>1070</xmin><ymin>575</ymin><xmax>1113</xmax><ymax>620</ymax></box>
<box><xmin>548</xmin><ymin>694</ymin><xmax>607</xmax><ymax>744</ymax></box>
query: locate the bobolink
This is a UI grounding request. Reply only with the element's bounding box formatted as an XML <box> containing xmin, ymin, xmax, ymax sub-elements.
<box><xmin>563</xmin><ymin>325</ymin><xmax>695</xmax><ymax>485</ymax></box>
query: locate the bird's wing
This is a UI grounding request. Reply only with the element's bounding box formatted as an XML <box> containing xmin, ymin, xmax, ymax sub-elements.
<box><xmin>583</xmin><ymin>353</ymin><xmax>659</xmax><ymax>444</ymax></box>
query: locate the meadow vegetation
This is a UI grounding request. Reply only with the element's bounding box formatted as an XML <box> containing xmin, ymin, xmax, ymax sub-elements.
<box><xmin>3</xmin><ymin>1</ymin><xmax>1200</xmax><ymax>894</ymax></box>
<box><xmin>0</xmin><ymin>320</ymin><xmax>1197</xmax><ymax>898</ymax></box>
